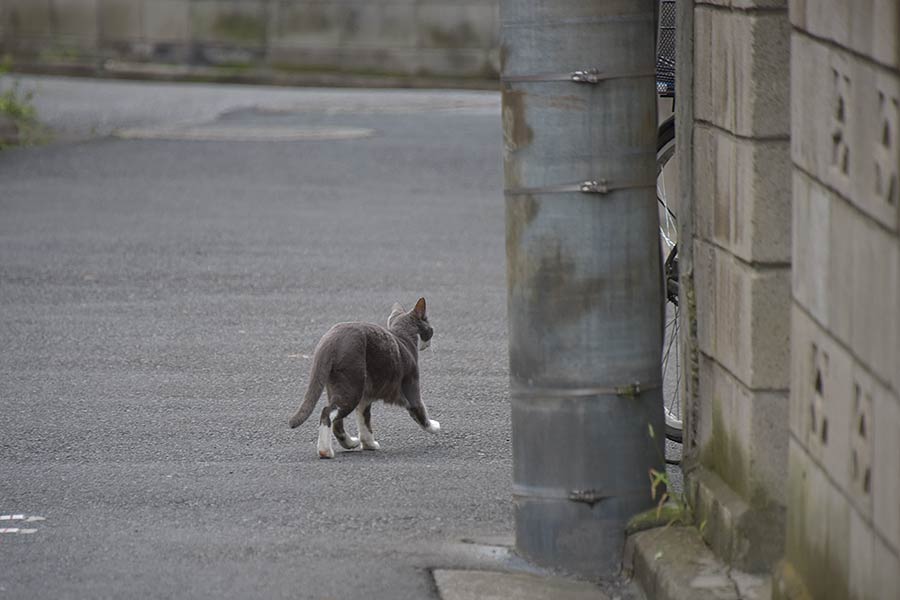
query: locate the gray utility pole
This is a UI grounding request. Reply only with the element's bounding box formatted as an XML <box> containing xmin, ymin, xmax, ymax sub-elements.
<box><xmin>502</xmin><ymin>0</ymin><xmax>664</xmax><ymax>578</ymax></box>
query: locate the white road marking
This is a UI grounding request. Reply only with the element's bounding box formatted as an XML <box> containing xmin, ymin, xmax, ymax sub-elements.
<box><xmin>0</xmin><ymin>515</ymin><xmax>47</xmax><ymax>533</ymax></box>
<box><xmin>0</xmin><ymin>528</ymin><xmax>38</xmax><ymax>534</ymax></box>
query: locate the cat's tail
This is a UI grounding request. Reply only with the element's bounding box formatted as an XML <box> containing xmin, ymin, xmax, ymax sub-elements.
<box><xmin>289</xmin><ymin>351</ymin><xmax>330</xmax><ymax>429</ymax></box>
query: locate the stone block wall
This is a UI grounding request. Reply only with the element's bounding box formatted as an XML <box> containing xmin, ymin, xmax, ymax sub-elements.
<box><xmin>0</xmin><ymin>0</ymin><xmax>500</xmax><ymax>85</ymax></box>
<box><xmin>684</xmin><ymin>0</ymin><xmax>792</xmax><ymax>573</ymax></box>
<box><xmin>777</xmin><ymin>1</ymin><xmax>900</xmax><ymax>597</ymax></box>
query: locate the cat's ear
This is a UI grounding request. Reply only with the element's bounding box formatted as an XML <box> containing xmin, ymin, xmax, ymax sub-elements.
<box><xmin>392</xmin><ymin>302</ymin><xmax>404</xmax><ymax>313</ymax></box>
<box><xmin>414</xmin><ymin>297</ymin><xmax>427</xmax><ymax>318</ymax></box>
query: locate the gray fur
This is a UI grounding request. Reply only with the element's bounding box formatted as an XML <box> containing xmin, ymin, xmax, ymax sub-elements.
<box><xmin>288</xmin><ymin>298</ymin><xmax>438</xmax><ymax>458</ymax></box>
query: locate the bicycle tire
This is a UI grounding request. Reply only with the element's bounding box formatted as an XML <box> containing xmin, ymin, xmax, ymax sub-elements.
<box><xmin>657</xmin><ymin>115</ymin><xmax>682</xmax><ymax>444</ymax></box>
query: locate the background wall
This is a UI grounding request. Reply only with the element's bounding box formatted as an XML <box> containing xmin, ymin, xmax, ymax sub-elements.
<box><xmin>780</xmin><ymin>1</ymin><xmax>900</xmax><ymax>598</ymax></box>
<box><xmin>682</xmin><ymin>0</ymin><xmax>900</xmax><ymax>596</ymax></box>
<box><xmin>683</xmin><ymin>0</ymin><xmax>792</xmax><ymax>574</ymax></box>
<box><xmin>0</xmin><ymin>0</ymin><xmax>500</xmax><ymax>87</ymax></box>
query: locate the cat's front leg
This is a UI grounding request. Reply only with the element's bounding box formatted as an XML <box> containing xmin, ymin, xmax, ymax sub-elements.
<box><xmin>402</xmin><ymin>379</ymin><xmax>440</xmax><ymax>434</ymax></box>
<box><xmin>355</xmin><ymin>400</ymin><xmax>380</xmax><ymax>450</ymax></box>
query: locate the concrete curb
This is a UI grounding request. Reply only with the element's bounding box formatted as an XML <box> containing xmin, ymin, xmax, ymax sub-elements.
<box><xmin>433</xmin><ymin>570</ymin><xmax>616</xmax><ymax>600</ymax></box>
<box><xmin>9</xmin><ymin>62</ymin><xmax>500</xmax><ymax>91</ymax></box>
<box><xmin>624</xmin><ymin>526</ymin><xmax>771</xmax><ymax>600</ymax></box>
<box><xmin>420</xmin><ymin>536</ymin><xmax>644</xmax><ymax>600</ymax></box>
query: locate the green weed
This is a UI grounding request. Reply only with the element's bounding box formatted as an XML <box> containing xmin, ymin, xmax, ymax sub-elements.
<box><xmin>626</xmin><ymin>423</ymin><xmax>694</xmax><ymax>534</ymax></box>
<box><xmin>0</xmin><ymin>58</ymin><xmax>45</xmax><ymax>146</ymax></box>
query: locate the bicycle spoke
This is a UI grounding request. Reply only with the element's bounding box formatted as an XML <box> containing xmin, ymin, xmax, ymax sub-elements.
<box><xmin>660</xmin><ymin>230</ymin><xmax>676</xmax><ymax>250</ymax></box>
<box><xmin>669</xmin><ymin>317</ymin><xmax>681</xmax><ymax>418</ymax></box>
<box><xmin>674</xmin><ymin>335</ymin><xmax>682</xmax><ymax>418</ymax></box>
<box><xmin>662</xmin><ymin>318</ymin><xmax>677</xmax><ymax>370</ymax></box>
<box><xmin>662</xmin><ymin>303</ymin><xmax>681</xmax><ymax>422</ymax></box>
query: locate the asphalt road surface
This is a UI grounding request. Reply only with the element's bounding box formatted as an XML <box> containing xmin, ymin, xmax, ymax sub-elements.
<box><xmin>0</xmin><ymin>76</ymin><xmax>679</xmax><ymax>599</ymax></box>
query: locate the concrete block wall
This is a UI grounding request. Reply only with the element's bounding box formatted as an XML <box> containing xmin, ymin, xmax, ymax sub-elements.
<box><xmin>0</xmin><ymin>0</ymin><xmax>500</xmax><ymax>84</ymax></box>
<box><xmin>777</xmin><ymin>0</ymin><xmax>900</xmax><ymax>597</ymax></box>
<box><xmin>686</xmin><ymin>0</ymin><xmax>792</xmax><ymax>573</ymax></box>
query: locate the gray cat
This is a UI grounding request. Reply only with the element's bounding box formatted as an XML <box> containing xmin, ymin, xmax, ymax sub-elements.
<box><xmin>288</xmin><ymin>298</ymin><xmax>440</xmax><ymax>458</ymax></box>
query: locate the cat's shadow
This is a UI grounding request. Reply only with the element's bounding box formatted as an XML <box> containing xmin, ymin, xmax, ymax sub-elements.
<box><xmin>301</xmin><ymin>444</ymin><xmax>445</xmax><ymax>463</ymax></box>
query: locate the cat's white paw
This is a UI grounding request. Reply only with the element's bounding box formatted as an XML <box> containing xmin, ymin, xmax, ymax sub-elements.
<box><xmin>337</xmin><ymin>435</ymin><xmax>360</xmax><ymax>450</ymax></box>
<box><xmin>362</xmin><ymin>440</ymin><xmax>381</xmax><ymax>451</ymax></box>
<box><xmin>317</xmin><ymin>424</ymin><xmax>334</xmax><ymax>458</ymax></box>
<box><xmin>426</xmin><ymin>419</ymin><xmax>441</xmax><ymax>433</ymax></box>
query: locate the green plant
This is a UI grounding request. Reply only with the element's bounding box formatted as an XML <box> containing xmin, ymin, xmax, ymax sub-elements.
<box><xmin>0</xmin><ymin>58</ymin><xmax>45</xmax><ymax>146</ymax></box>
<box><xmin>647</xmin><ymin>466</ymin><xmax>691</xmax><ymax>523</ymax></box>
<box><xmin>625</xmin><ymin>424</ymin><xmax>694</xmax><ymax>535</ymax></box>
<box><xmin>648</xmin><ymin>423</ymin><xmax>692</xmax><ymax>521</ymax></box>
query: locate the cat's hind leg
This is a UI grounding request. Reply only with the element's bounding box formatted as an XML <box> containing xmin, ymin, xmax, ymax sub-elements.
<box><xmin>317</xmin><ymin>405</ymin><xmax>337</xmax><ymax>459</ymax></box>
<box><xmin>319</xmin><ymin>370</ymin><xmax>365</xmax><ymax>458</ymax></box>
<box><xmin>319</xmin><ymin>403</ymin><xmax>359</xmax><ymax>457</ymax></box>
<box><xmin>356</xmin><ymin>400</ymin><xmax>380</xmax><ymax>450</ymax></box>
<box><xmin>333</xmin><ymin>406</ymin><xmax>360</xmax><ymax>450</ymax></box>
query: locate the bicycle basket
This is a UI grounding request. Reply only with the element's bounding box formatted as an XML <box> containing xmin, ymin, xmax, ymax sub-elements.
<box><xmin>656</xmin><ymin>0</ymin><xmax>676</xmax><ymax>97</ymax></box>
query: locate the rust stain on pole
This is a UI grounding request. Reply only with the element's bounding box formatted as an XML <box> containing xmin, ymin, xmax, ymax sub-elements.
<box><xmin>502</xmin><ymin>89</ymin><xmax>533</xmax><ymax>151</ymax></box>
<box><xmin>506</xmin><ymin>194</ymin><xmax>539</xmax><ymax>289</ymax></box>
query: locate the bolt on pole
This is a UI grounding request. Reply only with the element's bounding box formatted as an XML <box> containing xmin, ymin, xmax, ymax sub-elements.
<box><xmin>502</xmin><ymin>0</ymin><xmax>665</xmax><ymax>578</ymax></box>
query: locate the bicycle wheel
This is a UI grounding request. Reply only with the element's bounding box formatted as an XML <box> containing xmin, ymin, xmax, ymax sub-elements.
<box><xmin>657</xmin><ymin>115</ymin><xmax>682</xmax><ymax>443</ymax></box>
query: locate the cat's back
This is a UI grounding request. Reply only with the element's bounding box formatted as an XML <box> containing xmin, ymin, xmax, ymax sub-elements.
<box><xmin>319</xmin><ymin>321</ymin><xmax>399</xmax><ymax>359</ymax></box>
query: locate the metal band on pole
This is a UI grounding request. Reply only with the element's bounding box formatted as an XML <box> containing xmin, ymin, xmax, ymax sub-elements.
<box><xmin>512</xmin><ymin>484</ymin><xmax>651</xmax><ymax>507</ymax></box>
<box><xmin>505</xmin><ymin>179</ymin><xmax>656</xmax><ymax>196</ymax></box>
<box><xmin>510</xmin><ymin>382</ymin><xmax>661</xmax><ymax>399</ymax></box>
<box><xmin>502</xmin><ymin>68</ymin><xmax>656</xmax><ymax>84</ymax></box>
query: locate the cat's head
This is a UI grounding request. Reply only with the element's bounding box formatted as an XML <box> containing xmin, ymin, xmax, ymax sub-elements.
<box><xmin>388</xmin><ymin>298</ymin><xmax>433</xmax><ymax>350</ymax></box>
